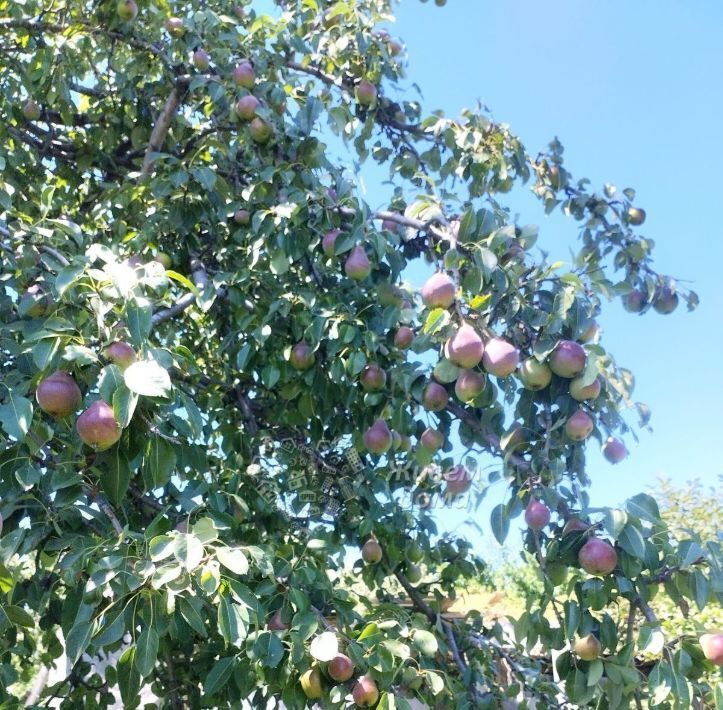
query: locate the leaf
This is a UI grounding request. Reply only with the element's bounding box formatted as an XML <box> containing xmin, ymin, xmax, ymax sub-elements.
<box><xmin>425</xmin><ymin>670</ymin><xmax>444</xmax><ymax>695</ymax></box>
<box><xmin>0</xmin><ymin>392</ymin><xmax>33</xmax><ymax>441</ymax></box>
<box><xmin>216</xmin><ymin>547</ymin><xmax>249</xmax><ymax>576</ymax></box>
<box><xmin>173</xmin><ymin>534</ymin><xmax>204</xmax><ymax>572</ymax></box>
<box><xmin>412</xmin><ymin>629</ymin><xmax>438</xmax><ymax>657</ymax></box>
<box><xmin>96</xmin><ymin>448</ymin><xmax>131</xmax><ymax>506</ymax></box>
<box><xmin>66</xmin><ymin>620</ymin><xmax>93</xmax><ymax>666</ymax></box>
<box><xmin>4</xmin><ymin>604</ymin><xmax>34</xmax><ymax>628</ymax></box>
<box><xmin>310</xmin><ymin>631</ymin><xmax>339</xmax><ymax>661</ymax></box>
<box><xmin>252</xmin><ymin>631</ymin><xmax>285</xmax><ymax>668</ymax></box>
<box><xmin>490</xmin><ymin>504</ymin><xmax>509</xmax><ymax>545</ymax></box>
<box><xmin>142</xmin><ymin>436</ymin><xmax>176</xmax><ymax>489</ymax></box>
<box><xmin>618</xmin><ymin>523</ymin><xmax>646</xmax><ymax>559</ymax></box>
<box><xmin>626</xmin><ymin>493</ymin><xmax>661</xmax><ymax>523</ymax></box>
<box><xmin>192</xmin><ymin>517</ymin><xmax>218</xmax><ymax>544</ymax></box>
<box><xmin>602</xmin><ymin>508</ymin><xmax>628</xmax><ymax>539</ymax></box>
<box><xmin>149</xmin><ymin>535</ymin><xmax>174</xmax><ymax>561</ymax></box>
<box><xmin>218</xmin><ymin>595</ymin><xmax>248</xmax><ymax>647</ymax></box>
<box><xmin>204</xmin><ymin>657</ymin><xmax>235</xmax><ymax>695</ymax></box>
<box><xmin>179</xmin><ymin>598</ymin><xmax>207</xmax><ymax>637</ymax></box>
<box><xmin>117</xmin><ymin>646</ymin><xmax>141</xmax><ymax>708</ymax></box>
<box><xmin>135</xmin><ymin>626</ymin><xmax>159</xmax><ymax>677</ymax></box>
<box><xmin>587</xmin><ymin>659</ymin><xmax>603</xmax><ymax>686</ymax></box>
<box><xmin>112</xmin><ymin>385</ymin><xmax>138</xmax><ymax>428</ymax></box>
<box><xmin>124</xmin><ymin>360</ymin><xmax>172</xmax><ymax>398</ymax></box>
<box><xmin>126</xmin><ymin>298</ymin><xmax>152</xmax><ymax>348</ymax></box>
<box><xmin>422</xmin><ymin>307</ymin><xmax>449</xmax><ymax>335</ymax></box>
<box><xmin>98</xmin><ymin>365</ymin><xmax>125</xmax><ymax>403</ymax></box>
<box><xmin>357</xmin><ymin>622</ymin><xmax>379</xmax><ymax>641</ymax></box>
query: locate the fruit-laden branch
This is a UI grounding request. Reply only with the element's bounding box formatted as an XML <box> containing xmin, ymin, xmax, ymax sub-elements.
<box><xmin>151</xmin><ymin>255</ymin><xmax>210</xmax><ymax>326</ymax></box>
<box><xmin>337</xmin><ymin>205</ymin><xmax>453</xmax><ymax>244</ymax></box>
<box><xmin>140</xmin><ymin>78</ymin><xmax>191</xmax><ymax>179</ymax></box>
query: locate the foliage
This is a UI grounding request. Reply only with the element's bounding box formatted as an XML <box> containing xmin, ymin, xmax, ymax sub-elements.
<box><xmin>0</xmin><ymin>0</ymin><xmax>719</xmax><ymax>708</ymax></box>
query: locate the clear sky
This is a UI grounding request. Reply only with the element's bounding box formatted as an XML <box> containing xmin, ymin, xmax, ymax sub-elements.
<box><xmin>355</xmin><ymin>1</ymin><xmax>723</xmax><ymax>556</ymax></box>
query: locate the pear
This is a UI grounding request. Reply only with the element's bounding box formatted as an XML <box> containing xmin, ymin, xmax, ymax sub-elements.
<box><xmin>420</xmin><ymin>272</ymin><xmax>455</xmax><ymax>309</ymax></box>
<box><xmin>345</xmin><ymin>246</ymin><xmax>371</xmax><ymax>280</ymax></box>
<box><xmin>363</xmin><ymin>420</ymin><xmax>392</xmax><ymax>455</ymax></box>
<box><xmin>482</xmin><ymin>337</ymin><xmax>519</xmax><ymax>378</ymax></box>
<box><xmin>36</xmin><ymin>371</ymin><xmax>82</xmax><ymax>418</ymax></box>
<box><xmin>76</xmin><ymin>401</ymin><xmax>122</xmax><ymax>451</ymax></box>
<box><xmin>445</xmin><ymin>324</ymin><xmax>484</xmax><ymax>368</ymax></box>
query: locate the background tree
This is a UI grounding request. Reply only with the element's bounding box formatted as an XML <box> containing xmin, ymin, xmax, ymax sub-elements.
<box><xmin>0</xmin><ymin>0</ymin><xmax>719</xmax><ymax>708</ymax></box>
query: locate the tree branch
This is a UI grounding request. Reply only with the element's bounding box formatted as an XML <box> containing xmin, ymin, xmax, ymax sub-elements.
<box><xmin>151</xmin><ymin>255</ymin><xmax>209</xmax><ymax>326</ymax></box>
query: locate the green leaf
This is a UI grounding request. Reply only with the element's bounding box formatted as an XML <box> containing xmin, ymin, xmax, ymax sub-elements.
<box><xmin>179</xmin><ymin>597</ymin><xmax>207</xmax><ymax>637</ymax></box>
<box><xmin>412</xmin><ymin>629</ymin><xmax>438</xmax><ymax>657</ymax></box>
<box><xmin>587</xmin><ymin>659</ymin><xmax>603</xmax><ymax>686</ymax></box>
<box><xmin>192</xmin><ymin>517</ymin><xmax>218</xmax><ymax>544</ymax></box>
<box><xmin>3</xmin><ymin>604</ymin><xmax>34</xmax><ymax>628</ymax></box>
<box><xmin>98</xmin><ymin>365</ymin><xmax>125</xmax><ymax>403</ymax></box>
<box><xmin>117</xmin><ymin>646</ymin><xmax>141</xmax><ymax>708</ymax></box>
<box><xmin>422</xmin><ymin>307</ymin><xmax>449</xmax><ymax>335</ymax></box>
<box><xmin>204</xmin><ymin>656</ymin><xmax>235</xmax><ymax>695</ymax></box>
<box><xmin>216</xmin><ymin>547</ymin><xmax>249</xmax><ymax>576</ymax></box>
<box><xmin>0</xmin><ymin>392</ymin><xmax>33</xmax><ymax>441</ymax></box>
<box><xmin>425</xmin><ymin>670</ymin><xmax>444</xmax><ymax>695</ymax></box>
<box><xmin>66</xmin><ymin>620</ymin><xmax>93</xmax><ymax>666</ymax></box>
<box><xmin>149</xmin><ymin>535</ymin><xmax>174</xmax><ymax>561</ymax></box>
<box><xmin>602</xmin><ymin>508</ymin><xmax>628</xmax><ymax>539</ymax></box>
<box><xmin>135</xmin><ymin>626</ymin><xmax>159</xmax><ymax>677</ymax></box>
<box><xmin>173</xmin><ymin>534</ymin><xmax>204</xmax><ymax>572</ymax></box>
<box><xmin>126</xmin><ymin>298</ymin><xmax>152</xmax><ymax>348</ymax></box>
<box><xmin>142</xmin><ymin>436</ymin><xmax>176</xmax><ymax>489</ymax></box>
<box><xmin>112</xmin><ymin>384</ymin><xmax>138</xmax><ymax>428</ymax></box>
<box><xmin>96</xmin><ymin>448</ymin><xmax>131</xmax><ymax>506</ymax></box>
<box><xmin>218</xmin><ymin>595</ymin><xmax>248</xmax><ymax>647</ymax></box>
<box><xmin>490</xmin><ymin>504</ymin><xmax>509</xmax><ymax>545</ymax></box>
<box><xmin>251</xmin><ymin>631</ymin><xmax>285</xmax><ymax>668</ymax></box>
<box><xmin>626</xmin><ymin>493</ymin><xmax>661</xmax><ymax>522</ymax></box>
<box><xmin>618</xmin><ymin>523</ymin><xmax>646</xmax><ymax>559</ymax></box>
<box><xmin>124</xmin><ymin>360</ymin><xmax>172</xmax><ymax>398</ymax></box>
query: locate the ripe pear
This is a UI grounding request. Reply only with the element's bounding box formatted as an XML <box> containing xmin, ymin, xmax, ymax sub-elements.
<box><xmin>22</xmin><ymin>99</ymin><xmax>41</xmax><ymax>121</ymax></box>
<box><xmin>328</xmin><ymin>653</ymin><xmax>355</xmax><ymax>682</ymax></box>
<box><xmin>363</xmin><ymin>420</ymin><xmax>392</xmax><ymax>455</ymax></box>
<box><xmin>653</xmin><ymin>284</ymin><xmax>679</xmax><ymax>314</ymax></box>
<box><xmin>519</xmin><ymin>357</ymin><xmax>552</xmax><ymax>390</ymax></box>
<box><xmin>482</xmin><ymin>337</ymin><xmax>519</xmax><ymax>378</ymax></box>
<box><xmin>165</xmin><ymin>17</ymin><xmax>184</xmax><ymax>36</ymax></box>
<box><xmin>420</xmin><ymin>272</ymin><xmax>455</xmax><ymax>309</ymax></box>
<box><xmin>352</xmin><ymin>674</ymin><xmax>379</xmax><ymax>707</ymax></box>
<box><xmin>562</xmin><ymin>518</ymin><xmax>589</xmax><ymax>535</ymax></box>
<box><xmin>569</xmin><ymin>376</ymin><xmax>601</xmax><ymax>402</ymax></box>
<box><xmin>249</xmin><ymin>117</ymin><xmax>271</xmax><ymax>143</ymax></box>
<box><xmin>420</xmin><ymin>427</ymin><xmax>444</xmax><ymax>453</ymax></box>
<box><xmin>234</xmin><ymin>208</ymin><xmax>250</xmax><ymax>225</ymax></box>
<box><xmin>104</xmin><ymin>341</ymin><xmax>137</xmax><ymax>369</ymax></box>
<box><xmin>575</xmin><ymin>633</ymin><xmax>602</xmax><ymax>661</ymax></box>
<box><xmin>76</xmin><ymin>400</ymin><xmax>122</xmax><ymax>451</ymax></box>
<box><xmin>289</xmin><ymin>342</ymin><xmax>314</xmax><ymax>371</ymax></box>
<box><xmin>445</xmin><ymin>324</ymin><xmax>484</xmax><ymax>368</ymax></box>
<box><xmin>578</xmin><ymin>538</ymin><xmax>617</xmax><ymax>576</ymax></box>
<box><xmin>192</xmin><ymin>48</ymin><xmax>210</xmax><ymax>71</ymax></box>
<box><xmin>626</xmin><ymin>206</ymin><xmax>646</xmax><ymax>226</ymax></box>
<box><xmin>444</xmin><ymin>464</ymin><xmax>472</xmax><ymax>495</ymax></box>
<box><xmin>355</xmin><ymin>80</ymin><xmax>378</xmax><ymax>106</ymax></box>
<box><xmin>524</xmin><ymin>500</ymin><xmax>551</xmax><ymax>530</ymax></box>
<box><xmin>233</xmin><ymin>62</ymin><xmax>255</xmax><ymax>89</ymax></box>
<box><xmin>300</xmin><ymin>667</ymin><xmax>323</xmax><ymax>699</ymax></box>
<box><xmin>235</xmin><ymin>95</ymin><xmax>259</xmax><ymax>121</ymax></box>
<box><xmin>422</xmin><ymin>382</ymin><xmax>448</xmax><ymax>412</ymax></box>
<box><xmin>117</xmin><ymin>0</ymin><xmax>138</xmax><ymax>21</ymax></box>
<box><xmin>322</xmin><ymin>229</ymin><xmax>341</xmax><ymax>257</ymax></box>
<box><xmin>565</xmin><ymin>410</ymin><xmax>594</xmax><ymax>442</ymax></box>
<box><xmin>36</xmin><ymin>371</ymin><xmax>82</xmax><ymax>418</ymax></box>
<box><xmin>454</xmin><ymin>369</ymin><xmax>485</xmax><ymax>403</ymax></box>
<box><xmin>268</xmin><ymin>610</ymin><xmax>289</xmax><ymax>631</ymax></box>
<box><xmin>623</xmin><ymin>289</ymin><xmax>646</xmax><ymax>313</ymax></box>
<box><xmin>700</xmin><ymin>633</ymin><xmax>723</xmax><ymax>666</ymax></box>
<box><xmin>359</xmin><ymin>364</ymin><xmax>386</xmax><ymax>392</ymax></box>
<box><xmin>548</xmin><ymin>340</ymin><xmax>586</xmax><ymax>378</ymax></box>
<box><xmin>394</xmin><ymin>326</ymin><xmax>414</xmax><ymax>349</ymax></box>
<box><xmin>602</xmin><ymin>436</ymin><xmax>627</xmax><ymax>464</ymax></box>
<box><xmin>361</xmin><ymin>538</ymin><xmax>382</xmax><ymax>564</ymax></box>
<box><xmin>344</xmin><ymin>245</ymin><xmax>371</xmax><ymax>280</ymax></box>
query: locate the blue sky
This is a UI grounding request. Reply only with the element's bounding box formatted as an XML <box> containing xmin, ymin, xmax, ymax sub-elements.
<box><xmin>355</xmin><ymin>1</ymin><xmax>723</xmax><ymax>555</ymax></box>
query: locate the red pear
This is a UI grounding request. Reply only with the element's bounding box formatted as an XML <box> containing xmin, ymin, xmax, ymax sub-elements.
<box><xmin>578</xmin><ymin>538</ymin><xmax>617</xmax><ymax>576</ymax></box>
<box><xmin>420</xmin><ymin>272</ymin><xmax>455</xmax><ymax>309</ymax></box>
<box><xmin>623</xmin><ymin>289</ymin><xmax>646</xmax><ymax>313</ymax></box>
<box><xmin>23</xmin><ymin>99</ymin><xmax>41</xmax><ymax>121</ymax></box>
<box><xmin>700</xmin><ymin>633</ymin><xmax>723</xmax><ymax>666</ymax></box>
<box><xmin>344</xmin><ymin>246</ymin><xmax>371</xmax><ymax>280</ymax></box>
<box><xmin>602</xmin><ymin>437</ymin><xmax>627</xmax><ymax>464</ymax></box>
<box><xmin>363</xmin><ymin>420</ymin><xmax>392</xmax><ymax>455</ymax></box>
<box><xmin>235</xmin><ymin>95</ymin><xmax>259</xmax><ymax>121</ymax></box>
<box><xmin>249</xmin><ymin>117</ymin><xmax>271</xmax><ymax>143</ymax></box>
<box><xmin>524</xmin><ymin>500</ymin><xmax>551</xmax><ymax>530</ymax></box>
<box><xmin>454</xmin><ymin>369</ymin><xmax>485</xmax><ymax>403</ymax></box>
<box><xmin>352</xmin><ymin>674</ymin><xmax>379</xmax><ymax>707</ymax></box>
<box><xmin>548</xmin><ymin>340</ymin><xmax>586</xmax><ymax>378</ymax></box>
<box><xmin>394</xmin><ymin>326</ymin><xmax>414</xmax><ymax>349</ymax></box>
<box><xmin>562</xmin><ymin>518</ymin><xmax>590</xmax><ymax>535</ymax></box>
<box><xmin>359</xmin><ymin>364</ymin><xmax>386</xmax><ymax>392</ymax></box>
<box><xmin>268</xmin><ymin>609</ymin><xmax>289</xmax><ymax>631</ymax></box>
<box><xmin>104</xmin><ymin>341</ymin><xmax>136</xmax><ymax>369</ymax></box>
<box><xmin>116</xmin><ymin>0</ymin><xmax>138</xmax><ymax>21</ymax></box>
<box><xmin>444</xmin><ymin>465</ymin><xmax>472</xmax><ymax>495</ymax></box>
<box><xmin>355</xmin><ymin>80</ymin><xmax>378</xmax><ymax>106</ymax></box>
<box><xmin>290</xmin><ymin>342</ymin><xmax>314</xmax><ymax>371</ymax></box>
<box><xmin>165</xmin><ymin>17</ymin><xmax>184</xmax><ymax>36</ymax></box>
<box><xmin>36</xmin><ymin>371</ymin><xmax>82</xmax><ymax>418</ymax></box>
<box><xmin>234</xmin><ymin>208</ymin><xmax>250</xmax><ymax>225</ymax></box>
<box><xmin>420</xmin><ymin>428</ymin><xmax>444</xmax><ymax>453</ymax></box>
<box><xmin>328</xmin><ymin>653</ymin><xmax>354</xmax><ymax>682</ymax></box>
<box><xmin>361</xmin><ymin>539</ymin><xmax>382</xmax><ymax>564</ymax></box>
<box><xmin>233</xmin><ymin>62</ymin><xmax>255</xmax><ymax>89</ymax></box>
<box><xmin>565</xmin><ymin>410</ymin><xmax>594</xmax><ymax>442</ymax></box>
<box><xmin>322</xmin><ymin>229</ymin><xmax>341</xmax><ymax>257</ymax></box>
<box><xmin>76</xmin><ymin>400</ymin><xmax>121</xmax><ymax>451</ymax></box>
<box><xmin>569</xmin><ymin>376</ymin><xmax>601</xmax><ymax>402</ymax></box>
<box><xmin>482</xmin><ymin>337</ymin><xmax>519</xmax><ymax>378</ymax></box>
<box><xmin>653</xmin><ymin>283</ymin><xmax>679</xmax><ymax>314</ymax></box>
<box><xmin>445</xmin><ymin>324</ymin><xmax>484</xmax><ymax>368</ymax></box>
<box><xmin>192</xmin><ymin>48</ymin><xmax>210</xmax><ymax>71</ymax></box>
<box><xmin>422</xmin><ymin>382</ymin><xmax>448</xmax><ymax>412</ymax></box>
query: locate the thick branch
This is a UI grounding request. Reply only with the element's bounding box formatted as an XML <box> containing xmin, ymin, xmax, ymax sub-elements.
<box><xmin>151</xmin><ymin>256</ymin><xmax>208</xmax><ymax>326</ymax></box>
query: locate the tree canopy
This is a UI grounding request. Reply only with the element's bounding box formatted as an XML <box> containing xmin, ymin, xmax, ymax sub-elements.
<box><xmin>0</xmin><ymin>0</ymin><xmax>719</xmax><ymax>707</ymax></box>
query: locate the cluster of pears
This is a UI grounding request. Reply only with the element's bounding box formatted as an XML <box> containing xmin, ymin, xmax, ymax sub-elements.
<box><xmin>623</xmin><ymin>276</ymin><xmax>679</xmax><ymax>316</ymax></box>
<box><xmin>360</xmin><ymin>536</ymin><xmax>426</xmax><ymax>587</ymax></box>
<box><xmin>35</xmin><ymin>341</ymin><xmax>138</xmax><ymax>451</ymax></box>
<box><xmin>300</xmin><ymin>648</ymin><xmax>379</xmax><ymax>707</ymax></box>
